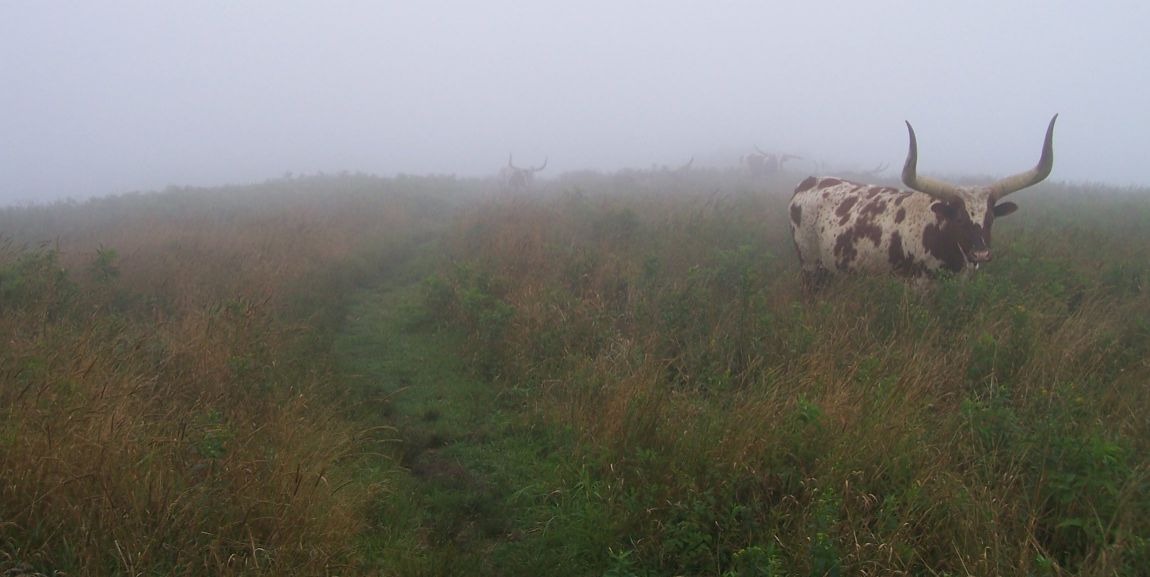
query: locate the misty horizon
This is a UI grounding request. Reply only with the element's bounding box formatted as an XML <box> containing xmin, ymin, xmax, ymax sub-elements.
<box><xmin>3</xmin><ymin>1</ymin><xmax>1149</xmax><ymax>206</ymax></box>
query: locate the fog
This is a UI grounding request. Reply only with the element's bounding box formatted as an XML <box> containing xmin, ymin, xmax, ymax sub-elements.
<box><xmin>2</xmin><ymin>1</ymin><xmax>1147</xmax><ymax>205</ymax></box>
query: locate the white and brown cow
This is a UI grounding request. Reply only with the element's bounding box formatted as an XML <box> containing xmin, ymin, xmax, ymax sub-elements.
<box><xmin>790</xmin><ymin>115</ymin><xmax>1057</xmax><ymax>284</ymax></box>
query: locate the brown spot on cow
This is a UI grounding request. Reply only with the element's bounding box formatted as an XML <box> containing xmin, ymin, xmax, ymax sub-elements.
<box><xmin>795</xmin><ymin>176</ymin><xmax>818</xmax><ymax>194</ymax></box>
<box><xmin>818</xmin><ymin>178</ymin><xmax>844</xmax><ymax>189</ymax></box>
<box><xmin>790</xmin><ymin>203</ymin><xmax>802</xmax><ymax>226</ymax></box>
<box><xmin>930</xmin><ymin>201</ymin><xmax>959</xmax><ymax>224</ymax></box>
<box><xmin>853</xmin><ymin>221</ymin><xmax>882</xmax><ymax>246</ymax></box>
<box><xmin>835</xmin><ymin>196</ymin><xmax>859</xmax><ymax>224</ymax></box>
<box><xmin>834</xmin><ymin>222</ymin><xmax>881</xmax><ymax>271</ymax></box>
<box><xmin>888</xmin><ymin>231</ymin><xmax>905</xmax><ymax>265</ymax></box>
<box><xmin>858</xmin><ymin>198</ymin><xmax>887</xmax><ymax>221</ymax></box>
<box><xmin>922</xmin><ymin>222</ymin><xmax>964</xmax><ymax>272</ymax></box>
<box><xmin>888</xmin><ymin>231</ymin><xmax>929</xmax><ymax>278</ymax></box>
<box><xmin>833</xmin><ymin>231</ymin><xmax>858</xmax><ymax>270</ymax></box>
<box><xmin>894</xmin><ymin>207</ymin><xmax>906</xmax><ymax>223</ymax></box>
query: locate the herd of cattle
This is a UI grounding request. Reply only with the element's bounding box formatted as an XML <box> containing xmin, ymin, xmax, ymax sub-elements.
<box><xmin>499</xmin><ymin>114</ymin><xmax>1058</xmax><ymax>281</ymax></box>
<box><xmin>497</xmin><ymin>148</ymin><xmax>798</xmax><ymax>191</ymax></box>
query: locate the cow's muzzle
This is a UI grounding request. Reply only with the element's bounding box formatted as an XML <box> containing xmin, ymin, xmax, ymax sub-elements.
<box><xmin>969</xmin><ymin>249</ymin><xmax>992</xmax><ymax>264</ymax></box>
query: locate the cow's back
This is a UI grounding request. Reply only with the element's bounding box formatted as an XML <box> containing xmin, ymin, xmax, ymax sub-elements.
<box><xmin>790</xmin><ymin>176</ymin><xmax>938</xmax><ymax>277</ymax></box>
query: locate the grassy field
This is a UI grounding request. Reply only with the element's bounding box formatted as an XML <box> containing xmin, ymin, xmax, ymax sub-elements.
<box><xmin>2</xmin><ymin>169</ymin><xmax>1148</xmax><ymax>576</ymax></box>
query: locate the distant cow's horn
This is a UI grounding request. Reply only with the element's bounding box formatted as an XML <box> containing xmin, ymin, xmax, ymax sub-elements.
<box><xmin>989</xmin><ymin>114</ymin><xmax>1058</xmax><ymax>201</ymax></box>
<box><xmin>530</xmin><ymin>157</ymin><xmax>548</xmax><ymax>173</ymax></box>
<box><xmin>902</xmin><ymin>121</ymin><xmax>962</xmax><ymax>203</ymax></box>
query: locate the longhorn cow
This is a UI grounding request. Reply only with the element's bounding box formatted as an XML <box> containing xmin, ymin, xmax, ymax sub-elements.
<box><xmin>789</xmin><ymin>115</ymin><xmax>1057</xmax><ymax>284</ymax></box>
<box><xmin>743</xmin><ymin>147</ymin><xmax>801</xmax><ymax>178</ymax></box>
<box><xmin>501</xmin><ymin>155</ymin><xmax>547</xmax><ymax>190</ymax></box>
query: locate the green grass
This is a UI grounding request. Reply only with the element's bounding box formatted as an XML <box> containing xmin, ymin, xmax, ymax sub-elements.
<box><xmin>334</xmin><ymin>277</ymin><xmax>619</xmax><ymax>576</ymax></box>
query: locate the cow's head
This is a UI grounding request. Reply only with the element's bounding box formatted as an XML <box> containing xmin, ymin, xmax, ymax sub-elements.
<box><xmin>508</xmin><ymin>154</ymin><xmax>547</xmax><ymax>175</ymax></box>
<box><xmin>504</xmin><ymin>155</ymin><xmax>548</xmax><ymax>189</ymax></box>
<box><xmin>902</xmin><ymin>115</ymin><xmax>1056</xmax><ymax>269</ymax></box>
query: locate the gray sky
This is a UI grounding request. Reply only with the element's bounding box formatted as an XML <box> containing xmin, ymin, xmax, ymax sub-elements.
<box><xmin>2</xmin><ymin>1</ymin><xmax>1147</xmax><ymax>204</ymax></box>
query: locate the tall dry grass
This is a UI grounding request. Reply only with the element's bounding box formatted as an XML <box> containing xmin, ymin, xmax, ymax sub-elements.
<box><xmin>5</xmin><ymin>168</ymin><xmax>1145</xmax><ymax>575</ymax></box>
<box><xmin>1</xmin><ymin>174</ymin><xmax>466</xmax><ymax>575</ymax></box>
<box><xmin>426</xmin><ymin>171</ymin><xmax>1150</xmax><ymax>575</ymax></box>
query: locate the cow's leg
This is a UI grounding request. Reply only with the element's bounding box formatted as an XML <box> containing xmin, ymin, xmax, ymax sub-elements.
<box><xmin>800</xmin><ymin>263</ymin><xmax>830</xmax><ymax>292</ymax></box>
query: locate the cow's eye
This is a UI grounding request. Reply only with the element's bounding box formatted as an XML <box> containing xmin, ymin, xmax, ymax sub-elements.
<box><xmin>930</xmin><ymin>203</ymin><xmax>958</xmax><ymax>219</ymax></box>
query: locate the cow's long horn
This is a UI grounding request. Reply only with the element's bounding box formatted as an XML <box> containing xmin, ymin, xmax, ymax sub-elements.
<box><xmin>531</xmin><ymin>157</ymin><xmax>548</xmax><ymax>172</ymax></box>
<box><xmin>508</xmin><ymin>153</ymin><xmax>516</xmax><ymax>169</ymax></box>
<box><xmin>988</xmin><ymin>114</ymin><xmax>1057</xmax><ymax>201</ymax></box>
<box><xmin>902</xmin><ymin>121</ymin><xmax>962</xmax><ymax>203</ymax></box>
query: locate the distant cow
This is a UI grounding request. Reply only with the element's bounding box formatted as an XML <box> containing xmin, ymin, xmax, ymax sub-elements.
<box><xmin>790</xmin><ymin>115</ymin><xmax>1057</xmax><ymax>284</ymax></box>
<box><xmin>500</xmin><ymin>155</ymin><xmax>547</xmax><ymax>190</ymax></box>
<box><xmin>742</xmin><ymin>147</ymin><xmax>801</xmax><ymax>178</ymax></box>
<box><xmin>668</xmin><ymin>156</ymin><xmax>694</xmax><ymax>175</ymax></box>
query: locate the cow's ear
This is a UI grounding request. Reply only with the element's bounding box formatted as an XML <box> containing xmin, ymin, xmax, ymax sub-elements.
<box><xmin>931</xmin><ymin>202</ymin><xmax>958</xmax><ymax>220</ymax></box>
<box><xmin>993</xmin><ymin>202</ymin><xmax>1018</xmax><ymax>218</ymax></box>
